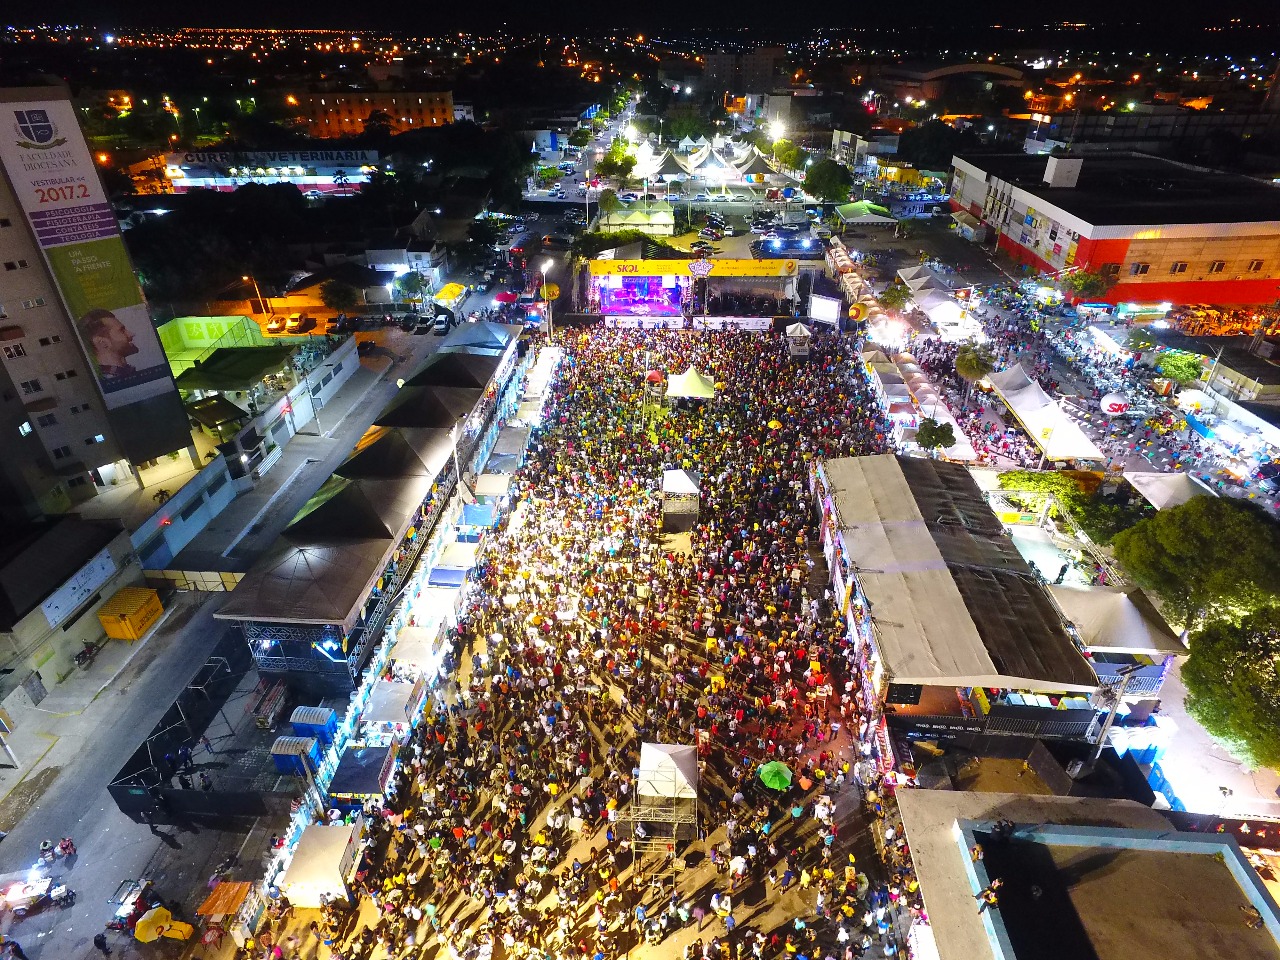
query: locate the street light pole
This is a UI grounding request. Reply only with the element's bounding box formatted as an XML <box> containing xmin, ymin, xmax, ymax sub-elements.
<box><xmin>242</xmin><ymin>274</ymin><xmax>270</xmax><ymax>317</ymax></box>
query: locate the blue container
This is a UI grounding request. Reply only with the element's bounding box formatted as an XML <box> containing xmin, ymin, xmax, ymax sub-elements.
<box><xmin>290</xmin><ymin>706</ymin><xmax>338</xmax><ymax>746</ymax></box>
<box><xmin>271</xmin><ymin>736</ymin><xmax>321</xmax><ymax>776</ymax></box>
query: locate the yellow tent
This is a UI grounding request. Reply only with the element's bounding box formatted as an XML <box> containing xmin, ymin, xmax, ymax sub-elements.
<box><xmin>434</xmin><ymin>283</ymin><xmax>467</xmax><ymax>304</ymax></box>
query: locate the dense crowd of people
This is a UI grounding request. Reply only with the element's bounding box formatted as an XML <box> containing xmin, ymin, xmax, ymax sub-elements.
<box><xmin>248</xmin><ymin>330</ymin><xmax>927</xmax><ymax>960</ymax></box>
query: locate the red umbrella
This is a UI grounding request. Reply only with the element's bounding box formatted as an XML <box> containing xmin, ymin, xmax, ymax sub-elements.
<box><xmin>493</xmin><ymin>291</ymin><xmax>519</xmax><ymax>304</ymax></box>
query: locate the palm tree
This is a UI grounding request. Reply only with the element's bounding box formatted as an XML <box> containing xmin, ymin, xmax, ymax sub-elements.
<box><xmin>597</xmin><ymin>189</ymin><xmax>621</xmax><ymax>227</ymax></box>
<box><xmin>332</xmin><ymin>169</ymin><xmax>351</xmax><ymax>196</ymax></box>
<box><xmin>955</xmin><ymin>342</ymin><xmax>996</xmax><ymax>398</ymax></box>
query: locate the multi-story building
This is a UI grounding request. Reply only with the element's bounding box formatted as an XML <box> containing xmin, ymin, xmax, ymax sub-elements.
<box><xmin>951</xmin><ymin>152</ymin><xmax>1280</xmax><ymax>308</ymax></box>
<box><xmin>163</xmin><ymin>147</ymin><xmax>379</xmax><ymax>195</ymax></box>
<box><xmin>702</xmin><ymin>47</ymin><xmax>783</xmax><ymax>97</ymax></box>
<box><xmin>293</xmin><ymin>91</ymin><xmax>454</xmax><ymax>138</ymax></box>
<box><xmin>1023</xmin><ymin>106</ymin><xmax>1280</xmax><ymax>157</ymax></box>
<box><xmin>0</xmin><ymin>86</ymin><xmax>193</xmax><ymax>520</ymax></box>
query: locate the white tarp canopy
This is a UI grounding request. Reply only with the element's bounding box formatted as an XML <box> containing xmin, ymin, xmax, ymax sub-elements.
<box><xmin>667</xmin><ymin>367</ymin><xmax>716</xmax><ymax>399</ymax></box>
<box><xmin>1123</xmin><ymin>470</ymin><xmax>1213</xmax><ymax>510</ymax></box>
<box><xmin>637</xmin><ymin>742</ymin><xmax>699</xmax><ymax>800</ymax></box>
<box><xmin>362</xmin><ymin>680</ymin><xmax>417</xmax><ymax>724</ymax></box>
<box><xmin>662</xmin><ymin>469</ymin><xmax>701</xmax><ymax>495</ymax></box>
<box><xmin>906</xmin><ymin>274</ymin><xmax>953</xmax><ymax>295</ymax></box>
<box><xmin>987</xmin><ymin>364</ymin><xmax>1105</xmax><ymax>462</ymax></box>
<box><xmin>1049</xmin><ymin>584</ymin><xmax>1185</xmax><ymax>656</ymax></box>
<box><xmin>280</xmin><ymin>821</ymin><xmax>364</xmax><ymax>908</ymax></box>
<box><xmin>391</xmin><ymin>622</ymin><xmax>450</xmax><ymax>671</ymax></box>
<box><xmin>475</xmin><ymin>473</ymin><xmax>513</xmax><ymax>497</ymax></box>
<box><xmin>435</xmin><ymin>541</ymin><xmax>478</xmax><ymax>571</ymax></box>
<box><xmin>785</xmin><ymin>322</ymin><xmax>812</xmax><ymax>338</ymax></box>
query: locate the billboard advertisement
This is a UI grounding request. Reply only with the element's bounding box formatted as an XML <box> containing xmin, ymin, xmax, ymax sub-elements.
<box><xmin>0</xmin><ymin>99</ymin><xmax>172</xmax><ymax>409</ymax></box>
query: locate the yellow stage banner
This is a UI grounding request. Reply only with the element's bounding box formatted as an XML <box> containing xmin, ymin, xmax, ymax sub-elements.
<box><xmin>588</xmin><ymin>258</ymin><xmax>799</xmax><ymax>277</ymax></box>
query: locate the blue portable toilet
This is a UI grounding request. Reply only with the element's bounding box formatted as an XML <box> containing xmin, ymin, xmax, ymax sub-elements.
<box><xmin>271</xmin><ymin>736</ymin><xmax>321</xmax><ymax>776</ymax></box>
<box><xmin>289</xmin><ymin>706</ymin><xmax>338</xmax><ymax>746</ymax></box>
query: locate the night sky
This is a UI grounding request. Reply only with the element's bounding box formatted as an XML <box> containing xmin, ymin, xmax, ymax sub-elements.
<box><xmin>8</xmin><ymin>0</ymin><xmax>1275</xmax><ymax>37</ymax></box>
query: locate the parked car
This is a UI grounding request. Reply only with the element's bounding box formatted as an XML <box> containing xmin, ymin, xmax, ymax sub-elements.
<box><xmin>711</xmin><ymin>193</ymin><xmax>732</xmax><ymax>202</ymax></box>
<box><xmin>693</xmin><ymin>193</ymin><xmax>710</xmax><ymax>202</ymax></box>
<box><xmin>285</xmin><ymin>313</ymin><xmax>308</xmax><ymax>334</ymax></box>
<box><xmin>618</xmin><ymin>192</ymin><xmax>640</xmax><ymax>203</ymax></box>
<box><xmin>699</xmin><ymin>227</ymin><xmax>724</xmax><ymax>240</ymax></box>
<box><xmin>266</xmin><ymin>315</ymin><xmax>287</xmax><ymax>334</ymax></box>
<box><xmin>690</xmin><ymin>240</ymin><xmax>715</xmax><ymax>254</ymax></box>
<box><xmin>433</xmin><ymin>315</ymin><xmax>456</xmax><ymax>335</ymax></box>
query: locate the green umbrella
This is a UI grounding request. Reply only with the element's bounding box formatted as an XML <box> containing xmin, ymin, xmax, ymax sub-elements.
<box><xmin>758</xmin><ymin>761</ymin><xmax>793</xmax><ymax>791</ymax></box>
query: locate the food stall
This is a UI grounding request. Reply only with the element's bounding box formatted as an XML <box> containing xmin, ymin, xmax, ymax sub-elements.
<box><xmin>390</xmin><ymin>612</ymin><xmax>456</xmax><ymax>682</ymax></box>
<box><xmin>359</xmin><ymin>679</ymin><xmax>425</xmax><ymax>744</ymax></box>
<box><xmin>107</xmin><ymin>879</ymin><xmax>163</xmax><ymax>932</ymax></box>
<box><xmin>278</xmin><ymin>819</ymin><xmax>366</xmax><ymax>908</ymax></box>
<box><xmin>196</xmin><ymin>880</ymin><xmax>264</xmax><ymax>949</ymax></box>
<box><xmin>326</xmin><ymin>742</ymin><xmax>400</xmax><ymax>812</ymax></box>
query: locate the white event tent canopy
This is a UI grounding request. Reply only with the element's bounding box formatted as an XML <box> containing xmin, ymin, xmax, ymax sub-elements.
<box><xmin>1123</xmin><ymin>471</ymin><xmax>1214</xmax><ymax>511</ymax></box>
<box><xmin>667</xmin><ymin>367</ymin><xmax>716</xmax><ymax>400</ymax></box>
<box><xmin>987</xmin><ymin>364</ymin><xmax>1105</xmax><ymax>462</ymax></box>
<box><xmin>636</xmin><ymin>742</ymin><xmax>699</xmax><ymax>799</ymax></box>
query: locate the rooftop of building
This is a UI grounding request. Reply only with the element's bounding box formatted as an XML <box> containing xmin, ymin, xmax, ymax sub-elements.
<box><xmin>896</xmin><ymin>789</ymin><xmax>1280</xmax><ymax>960</ymax></box>
<box><xmin>818</xmin><ymin>454</ymin><xmax>1096</xmax><ymax>692</ymax></box>
<box><xmin>0</xmin><ymin>517</ymin><xmax>125</xmax><ymax>631</ymax></box>
<box><xmin>954</xmin><ymin>152</ymin><xmax>1280</xmax><ymax>227</ymax></box>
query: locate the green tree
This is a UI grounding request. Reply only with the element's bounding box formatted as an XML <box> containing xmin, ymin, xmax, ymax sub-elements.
<box><xmin>803</xmin><ymin>158</ymin><xmax>852</xmax><ymax>203</ymax></box>
<box><xmin>568</xmin><ymin>128</ymin><xmax>592</xmax><ymax>147</ymax></box>
<box><xmin>596</xmin><ymin>152</ymin><xmax>637</xmax><ymax>185</ymax></box>
<box><xmin>1156</xmin><ymin>350</ymin><xmax>1206</xmax><ymax>386</ymax></box>
<box><xmin>915</xmin><ymin>418</ymin><xmax>956</xmax><ymax>456</ymax></box>
<box><xmin>955</xmin><ymin>342</ymin><xmax>996</xmax><ymax>397</ymax></box>
<box><xmin>597</xmin><ymin>189</ymin><xmax>622</xmax><ymax>221</ymax></box>
<box><xmin>1182</xmin><ymin>606</ymin><xmax>1280</xmax><ymax>768</ymax></box>
<box><xmin>878</xmin><ymin>282</ymin><xmax>910</xmax><ymax>311</ymax></box>
<box><xmin>772</xmin><ymin>139</ymin><xmax>802</xmax><ymax>170</ymax></box>
<box><xmin>320</xmin><ymin>280</ymin><xmax>361</xmax><ymax>312</ymax></box>
<box><xmin>1112</xmin><ymin>496</ymin><xmax>1280</xmax><ymax>630</ymax></box>
<box><xmin>362</xmin><ymin>110</ymin><xmax>394</xmax><ymax>138</ymax></box>
<box><xmin>397</xmin><ymin>272</ymin><xmax>426</xmax><ymax>299</ymax></box>
<box><xmin>1059</xmin><ymin>270</ymin><xmax>1113</xmax><ymax>300</ymax></box>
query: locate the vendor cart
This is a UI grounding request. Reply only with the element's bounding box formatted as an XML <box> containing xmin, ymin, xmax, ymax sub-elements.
<box><xmin>2</xmin><ymin>877</ymin><xmax>51</xmax><ymax>918</ymax></box>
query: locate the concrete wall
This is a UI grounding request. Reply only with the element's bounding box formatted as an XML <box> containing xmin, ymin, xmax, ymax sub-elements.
<box><xmin>0</xmin><ymin>528</ymin><xmax>144</xmax><ymax>681</ymax></box>
<box><xmin>132</xmin><ymin>454</ymin><xmax>238</xmax><ymax>570</ymax></box>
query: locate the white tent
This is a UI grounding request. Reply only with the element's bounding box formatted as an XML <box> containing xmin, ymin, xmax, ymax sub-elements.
<box><xmin>280</xmin><ymin>821</ymin><xmax>364</xmax><ymax>908</ymax></box>
<box><xmin>667</xmin><ymin>367</ymin><xmax>716</xmax><ymax>399</ymax></box>
<box><xmin>897</xmin><ymin>265</ymin><xmax>933</xmax><ymax>284</ymax></box>
<box><xmin>1123</xmin><ymin>470</ymin><xmax>1214</xmax><ymax>511</ymax></box>
<box><xmin>637</xmin><ymin>742</ymin><xmax>699</xmax><ymax>799</ymax></box>
<box><xmin>1049</xmin><ymin>585</ymin><xmax>1185</xmax><ymax>656</ymax></box>
<box><xmin>475</xmin><ymin>473</ymin><xmax>512</xmax><ymax>497</ymax></box>
<box><xmin>987</xmin><ymin>364</ymin><xmax>1105</xmax><ymax>462</ymax></box>
<box><xmin>362</xmin><ymin>680</ymin><xmax>418</xmax><ymax>724</ymax></box>
<box><xmin>785</xmin><ymin>322</ymin><xmax>812</xmax><ymax>338</ymax></box>
<box><xmin>662</xmin><ymin>469</ymin><xmax>700</xmax><ymax>495</ymax></box>
<box><xmin>906</xmin><ymin>275</ymin><xmax>953</xmax><ymax>295</ymax></box>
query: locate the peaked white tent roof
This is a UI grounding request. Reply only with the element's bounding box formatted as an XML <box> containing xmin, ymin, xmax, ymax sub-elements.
<box><xmin>987</xmin><ymin>364</ymin><xmax>1105</xmax><ymax>462</ymax></box>
<box><xmin>906</xmin><ymin>274</ymin><xmax>954</xmax><ymax>294</ymax></box>
<box><xmin>1049</xmin><ymin>584</ymin><xmax>1185</xmax><ymax>656</ymax></box>
<box><xmin>662</xmin><ymin>469</ymin><xmax>701</xmax><ymax>495</ymax></box>
<box><xmin>637</xmin><ymin>742</ymin><xmax>699</xmax><ymax>799</ymax></box>
<box><xmin>667</xmin><ymin>366</ymin><xmax>716</xmax><ymax>399</ymax></box>
<box><xmin>785</xmin><ymin>322</ymin><xmax>812</xmax><ymax>338</ymax></box>
<box><xmin>678</xmin><ymin>135</ymin><xmax>697</xmax><ymax>151</ymax></box>
<box><xmin>1123</xmin><ymin>470</ymin><xmax>1214</xmax><ymax>510</ymax></box>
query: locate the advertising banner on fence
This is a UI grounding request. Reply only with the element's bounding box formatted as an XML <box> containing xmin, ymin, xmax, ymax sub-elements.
<box><xmin>0</xmin><ymin>99</ymin><xmax>172</xmax><ymax>409</ymax></box>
